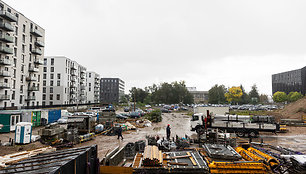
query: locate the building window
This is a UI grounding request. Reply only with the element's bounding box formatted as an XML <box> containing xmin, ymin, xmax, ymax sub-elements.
<box><xmin>50</xmin><ymin>80</ymin><xmax>53</xmax><ymax>86</ymax></box>
<box><xmin>12</xmin><ymin>91</ymin><xmax>15</xmax><ymax>100</ymax></box>
<box><xmin>43</xmin><ymin>67</ymin><xmax>47</xmax><ymax>72</ymax></box>
<box><xmin>51</xmin><ymin>58</ymin><xmax>54</xmax><ymax>65</ymax></box>
<box><xmin>22</xmin><ymin>24</ymin><xmax>25</xmax><ymax>33</ymax></box>
<box><xmin>89</xmin><ymin>73</ymin><xmax>91</xmax><ymax>78</ymax></box>
<box><xmin>22</xmin><ymin>55</ymin><xmax>25</xmax><ymax>63</ymax></box>
<box><xmin>50</xmin><ymin>101</ymin><xmax>53</xmax><ymax>105</ymax></box>
<box><xmin>43</xmin><ymin>80</ymin><xmax>46</xmax><ymax>86</ymax></box>
<box><xmin>42</xmin><ymin>94</ymin><xmax>46</xmax><ymax>100</ymax></box>
<box><xmin>38</xmin><ymin>75</ymin><xmax>40</xmax><ymax>82</ymax></box>
<box><xmin>22</xmin><ymin>45</ymin><xmax>25</xmax><ymax>53</ymax></box>
<box><xmin>57</xmin><ymin>94</ymin><xmax>60</xmax><ymax>100</ymax></box>
<box><xmin>57</xmin><ymin>81</ymin><xmax>60</xmax><ymax>86</ymax></box>
<box><xmin>15</xmin><ymin>37</ymin><xmax>17</xmax><ymax>46</ymax></box>
<box><xmin>51</xmin><ymin>67</ymin><xmax>54</xmax><ymax>72</ymax></box>
<box><xmin>44</xmin><ymin>58</ymin><xmax>47</xmax><ymax>65</ymax></box>
<box><xmin>57</xmin><ymin>73</ymin><xmax>61</xmax><ymax>79</ymax></box>
<box><xmin>15</xmin><ymin>26</ymin><xmax>18</xmax><ymax>35</ymax></box>
<box><xmin>14</xmin><ymin>48</ymin><xmax>17</xmax><ymax>57</ymax></box>
<box><xmin>43</xmin><ymin>74</ymin><xmax>46</xmax><ymax>79</ymax></box>
<box><xmin>43</xmin><ymin>87</ymin><xmax>46</xmax><ymax>93</ymax></box>
<box><xmin>50</xmin><ymin>87</ymin><xmax>53</xmax><ymax>93</ymax></box>
<box><xmin>50</xmin><ymin>94</ymin><xmax>53</xmax><ymax>100</ymax></box>
<box><xmin>42</xmin><ymin>101</ymin><xmax>45</xmax><ymax>106</ymax></box>
<box><xmin>19</xmin><ymin>95</ymin><xmax>23</xmax><ymax>104</ymax></box>
<box><xmin>50</xmin><ymin>74</ymin><xmax>54</xmax><ymax>79</ymax></box>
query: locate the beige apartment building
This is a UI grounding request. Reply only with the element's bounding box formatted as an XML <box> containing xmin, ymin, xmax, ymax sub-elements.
<box><xmin>0</xmin><ymin>0</ymin><xmax>45</xmax><ymax>109</ymax></box>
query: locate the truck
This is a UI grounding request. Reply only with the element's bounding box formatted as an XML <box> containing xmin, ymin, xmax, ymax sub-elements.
<box><xmin>190</xmin><ymin>111</ymin><xmax>280</xmax><ymax>137</ymax></box>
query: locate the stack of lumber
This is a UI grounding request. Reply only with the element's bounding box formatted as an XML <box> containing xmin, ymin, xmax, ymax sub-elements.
<box><xmin>142</xmin><ymin>145</ymin><xmax>162</xmax><ymax>167</ymax></box>
<box><xmin>0</xmin><ymin>146</ymin><xmax>56</xmax><ymax>168</ymax></box>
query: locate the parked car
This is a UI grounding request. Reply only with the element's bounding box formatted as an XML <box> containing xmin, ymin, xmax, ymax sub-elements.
<box><xmin>129</xmin><ymin>112</ymin><xmax>141</xmax><ymax>118</ymax></box>
<box><xmin>57</xmin><ymin>116</ymin><xmax>68</xmax><ymax>124</ymax></box>
<box><xmin>161</xmin><ymin>109</ymin><xmax>171</xmax><ymax>113</ymax></box>
<box><xmin>124</xmin><ymin>107</ymin><xmax>130</xmax><ymax>112</ymax></box>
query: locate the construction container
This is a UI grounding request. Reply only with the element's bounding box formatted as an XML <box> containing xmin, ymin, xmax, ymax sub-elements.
<box><xmin>0</xmin><ymin>111</ymin><xmax>22</xmax><ymax>133</ymax></box>
<box><xmin>31</xmin><ymin>110</ymin><xmax>41</xmax><ymax>127</ymax></box>
<box><xmin>15</xmin><ymin>122</ymin><xmax>32</xmax><ymax>144</ymax></box>
<box><xmin>48</xmin><ymin>109</ymin><xmax>61</xmax><ymax>124</ymax></box>
<box><xmin>21</xmin><ymin>110</ymin><xmax>32</xmax><ymax>123</ymax></box>
<box><xmin>40</xmin><ymin>110</ymin><xmax>48</xmax><ymax>125</ymax></box>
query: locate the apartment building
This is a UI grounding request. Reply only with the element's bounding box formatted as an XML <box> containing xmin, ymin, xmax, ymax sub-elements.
<box><xmin>86</xmin><ymin>71</ymin><xmax>100</xmax><ymax>104</ymax></box>
<box><xmin>43</xmin><ymin>56</ymin><xmax>87</xmax><ymax>106</ymax></box>
<box><xmin>100</xmin><ymin>78</ymin><xmax>125</xmax><ymax>103</ymax></box>
<box><xmin>0</xmin><ymin>1</ymin><xmax>45</xmax><ymax>109</ymax></box>
<box><xmin>272</xmin><ymin>66</ymin><xmax>306</xmax><ymax>95</ymax></box>
<box><xmin>187</xmin><ymin>87</ymin><xmax>209</xmax><ymax>103</ymax></box>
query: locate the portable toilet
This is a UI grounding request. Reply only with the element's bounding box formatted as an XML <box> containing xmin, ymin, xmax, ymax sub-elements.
<box><xmin>0</xmin><ymin>111</ymin><xmax>22</xmax><ymax>133</ymax></box>
<box><xmin>15</xmin><ymin>122</ymin><xmax>32</xmax><ymax>144</ymax></box>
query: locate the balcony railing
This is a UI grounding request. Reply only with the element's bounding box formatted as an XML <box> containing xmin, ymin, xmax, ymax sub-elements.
<box><xmin>0</xmin><ymin>33</ymin><xmax>14</xmax><ymax>43</ymax></box>
<box><xmin>30</xmin><ymin>28</ymin><xmax>43</xmax><ymax>37</ymax></box>
<box><xmin>34</xmin><ymin>58</ymin><xmax>44</xmax><ymax>65</ymax></box>
<box><xmin>70</xmin><ymin>89</ymin><xmax>76</xmax><ymax>94</ymax></box>
<box><xmin>0</xmin><ymin>94</ymin><xmax>10</xmax><ymax>100</ymax></box>
<box><xmin>0</xmin><ymin>10</ymin><xmax>18</xmax><ymax>22</ymax></box>
<box><xmin>0</xmin><ymin>58</ymin><xmax>11</xmax><ymax>65</ymax></box>
<box><xmin>35</xmin><ymin>40</ymin><xmax>44</xmax><ymax>47</ymax></box>
<box><xmin>29</xmin><ymin>66</ymin><xmax>39</xmax><ymax>72</ymax></box>
<box><xmin>31</xmin><ymin>48</ymin><xmax>42</xmax><ymax>55</ymax></box>
<box><xmin>26</xmin><ymin>75</ymin><xmax>37</xmax><ymax>81</ymax></box>
<box><xmin>0</xmin><ymin>46</ymin><xmax>13</xmax><ymax>54</ymax></box>
<box><xmin>71</xmin><ymin>70</ymin><xmax>77</xmax><ymax>76</ymax></box>
<box><xmin>71</xmin><ymin>77</ymin><xmax>77</xmax><ymax>82</ymax></box>
<box><xmin>0</xmin><ymin>70</ymin><xmax>10</xmax><ymax>77</ymax></box>
<box><xmin>81</xmin><ymin>74</ymin><xmax>85</xmax><ymax>79</ymax></box>
<box><xmin>25</xmin><ymin>96</ymin><xmax>36</xmax><ymax>101</ymax></box>
<box><xmin>0</xmin><ymin>22</ymin><xmax>14</xmax><ymax>31</ymax></box>
<box><xmin>28</xmin><ymin>86</ymin><xmax>39</xmax><ymax>91</ymax></box>
<box><xmin>71</xmin><ymin>64</ymin><xmax>77</xmax><ymax>70</ymax></box>
<box><xmin>0</xmin><ymin>82</ymin><xmax>10</xmax><ymax>88</ymax></box>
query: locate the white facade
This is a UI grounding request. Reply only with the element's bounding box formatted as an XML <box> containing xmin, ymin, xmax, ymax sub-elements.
<box><xmin>0</xmin><ymin>1</ymin><xmax>45</xmax><ymax>108</ymax></box>
<box><xmin>43</xmin><ymin>56</ymin><xmax>87</xmax><ymax>106</ymax></box>
<box><xmin>86</xmin><ymin>71</ymin><xmax>100</xmax><ymax>103</ymax></box>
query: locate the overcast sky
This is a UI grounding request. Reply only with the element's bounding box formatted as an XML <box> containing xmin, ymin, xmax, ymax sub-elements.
<box><xmin>6</xmin><ymin>0</ymin><xmax>306</xmax><ymax>95</ymax></box>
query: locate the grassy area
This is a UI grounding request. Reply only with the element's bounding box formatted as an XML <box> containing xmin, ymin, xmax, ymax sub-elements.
<box><xmin>229</xmin><ymin>110</ymin><xmax>269</xmax><ymax>115</ymax></box>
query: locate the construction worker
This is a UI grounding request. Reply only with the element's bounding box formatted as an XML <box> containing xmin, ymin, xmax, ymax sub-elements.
<box><xmin>166</xmin><ymin>124</ymin><xmax>171</xmax><ymax>140</ymax></box>
<box><xmin>117</xmin><ymin>125</ymin><xmax>123</xmax><ymax>140</ymax></box>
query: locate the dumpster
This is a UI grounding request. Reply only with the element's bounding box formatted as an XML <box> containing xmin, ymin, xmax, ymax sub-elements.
<box><xmin>0</xmin><ymin>111</ymin><xmax>21</xmax><ymax>133</ymax></box>
<box><xmin>15</xmin><ymin>122</ymin><xmax>32</xmax><ymax>144</ymax></box>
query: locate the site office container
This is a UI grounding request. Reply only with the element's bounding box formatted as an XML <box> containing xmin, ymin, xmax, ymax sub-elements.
<box><xmin>0</xmin><ymin>111</ymin><xmax>22</xmax><ymax>133</ymax></box>
<box><xmin>31</xmin><ymin>110</ymin><xmax>41</xmax><ymax>127</ymax></box>
<box><xmin>21</xmin><ymin>110</ymin><xmax>32</xmax><ymax>123</ymax></box>
<box><xmin>41</xmin><ymin>110</ymin><xmax>48</xmax><ymax>125</ymax></box>
<box><xmin>48</xmin><ymin>109</ymin><xmax>61</xmax><ymax>124</ymax></box>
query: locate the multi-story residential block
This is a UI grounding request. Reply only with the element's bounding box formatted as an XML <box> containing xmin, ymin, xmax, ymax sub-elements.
<box><xmin>100</xmin><ymin>78</ymin><xmax>125</xmax><ymax>103</ymax></box>
<box><xmin>187</xmin><ymin>87</ymin><xmax>209</xmax><ymax>103</ymax></box>
<box><xmin>86</xmin><ymin>71</ymin><xmax>100</xmax><ymax>104</ymax></box>
<box><xmin>43</xmin><ymin>56</ymin><xmax>87</xmax><ymax>106</ymax></box>
<box><xmin>272</xmin><ymin>66</ymin><xmax>306</xmax><ymax>95</ymax></box>
<box><xmin>0</xmin><ymin>1</ymin><xmax>45</xmax><ymax>108</ymax></box>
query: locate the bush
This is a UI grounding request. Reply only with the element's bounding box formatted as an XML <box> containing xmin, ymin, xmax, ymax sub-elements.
<box><xmin>146</xmin><ymin>109</ymin><xmax>162</xmax><ymax>123</ymax></box>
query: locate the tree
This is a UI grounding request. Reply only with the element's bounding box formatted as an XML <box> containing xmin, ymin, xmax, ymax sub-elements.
<box><xmin>225</xmin><ymin>86</ymin><xmax>243</xmax><ymax>104</ymax></box>
<box><xmin>208</xmin><ymin>84</ymin><xmax>226</xmax><ymax>104</ymax></box>
<box><xmin>129</xmin><ymin>87</ymin><xmax>149</xmax><ymax>103</ymax></box>
<box><xmin>119</xmin><ymin>95</ymin><xmax>128</xmax><ymax>103</ymax></box>
<box><xmin>273</xmin><ymin>91</ymin><xmax>287</xmax><ymax>103</ymax></box>
<box><xmin>249</xmin><ymin>84</ymin><xmax>260</xmax><ymax>104</ymax></box>
<box><xmin>259</xmin><ymin>94</ymin><xmax>269</xmax><ymax>104</ymax></box>
<box><xmin>239</xmin><ymin>85</ymin><xmax>250</xmax><ymax>104</ymax></box>
<box><xmin>288</xmin><ymin>92</ymin><xmax>303</xmax><ymax>102</ymax></box>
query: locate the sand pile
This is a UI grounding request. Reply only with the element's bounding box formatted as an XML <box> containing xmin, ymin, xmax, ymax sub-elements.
<box><xmin>272</xmin><ymin>96</ymin><xmax>306</xmax><ymax>120</ymax></box>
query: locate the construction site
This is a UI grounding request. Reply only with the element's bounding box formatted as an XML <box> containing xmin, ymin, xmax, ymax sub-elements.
<box><xmin>0</xmin><ymin>98</ymin><xmax>306</xmax><ymax>174</ymax></box>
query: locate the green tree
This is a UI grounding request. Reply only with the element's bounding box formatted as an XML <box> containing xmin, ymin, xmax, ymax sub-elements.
<box><xmin>225</xmin><ymin>86</ymin><xmax>243</xmax><ymax>104</ymax></box>
<box><xmin>119</xmin><ymin>95</ymin><xmax>128</xmax><ymax>103</ymax></box>
<box><xmin>273</xmin><ymin>91</ymin><xmax>287</xmax><ymax>103</ymax></box>
<box><xmin>129</xmin><ymin>87</ymin><xmax>149</xmax><ymax>103</ymax></box>
<box><xmin>239</xmin><ymin>85</ymin><xmax>250</xmax><ymax>104</ymax></box>
<box><xmin>249</xmin><ymin>84</ymin><xmax>260</xmax><ymax>104</ymax></box>
<box><xmin>288</xmin><ymin>92</ymin><xmax>303</xmax><ymax>102</ymax></box>
<box><xmin>259</xmin><ymin>94</ymin><xmax>269</xmax><ymax>104</ymax></box>
<box><xmin>208</xmin><ymin>84</ymin><xmax>226</xmax><ymax>104</ymax></box>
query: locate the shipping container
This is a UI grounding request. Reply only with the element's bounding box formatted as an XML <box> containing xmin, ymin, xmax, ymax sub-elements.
<box><xmin>31</xmin><ymin>110</ymin><xmax>41</xmax><ymax>127</ymax></box>
<box><xmin>48</xmin><ymin>109</ymin><xmax>61</xmax><ymax>124</ymax></box>
<box><xmin>15</xmin><ymin>122</ymin><xmax>32</xmax><ymax>144</ymax></box>
<box><xmin>0</xmin><ymin>111</ymin><xmax>22</xmax><ymax>133</ymax></box>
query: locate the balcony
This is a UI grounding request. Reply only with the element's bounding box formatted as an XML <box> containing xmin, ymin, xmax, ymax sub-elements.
<box><xmin>0</xmin><ymin>94</ymin><xmax>10</xmax><ymax>100</ymax></box>
<box><xmin>70</xmin><ymin>94</ymin><xmax>77</xmax><ymax>99</ymax></box>
<box><xmin>71</xmin><ymin>77</ymin><xmax>77</xmax><ymax>82</ymax></box>
<box><xmin>71</xmin><ymin>64</ymin><xmax>77</xmax><ymax>70</ymax></box>
<box><xmin>0</xmin><ymin>46</ymin><xmax>13</xmax><ymax>54</ymax></box>
<box><xmin>80</xmin><ymin>86</ymin><xmax>85</xmax><ymax>90</ymax></box>
<box><xmin>0</xmin><ymin>70</ymin><xmax>10</xmax><ymax>77</ymax></box>
<box><xmin>31</xmin><ymin>48</ymin><xmax>42</xmax><ymax>55</ymax></box>
<box><xmin>0</xmin><ymin>22</ymin><xmax>14</xmax><ymax>31</ymax></box>
<box><xmin>70</xmin><ymin>89</ymin><xmax>76</xmax><ymax>94</ymax></box>
<box><xmin>81</xmin><ymin>74</ymin><xmax>85</xmax><ymax>79</ymax></box>
<box><xmin>0</xmin><ymin>58</ymin><xmax>11</xmax><ymax>65</ymax></box>
<box><xmin>29</xmin><ymin>66</ymin><xmax>39</xmax><ymax>72</ymax></box>
<box><xmin>80</xmin><ymin>79</ymin><xmax>85</xmax><ymax>84</ymax></box>
<box><xmin>30</xmin><ymin>28</ymin><xmax>43</xmax><ymax>37</ymax></box>
<box><xmin>35</xmin><ymin>40</ymin><xmax>44</xmax><ymax>47</ymax></box>
<box><xmin>28</xmin><ymin>86</ymin><xmax>39</xmax><ymax>91</ymax></box>
<box><xmin>0</xmin><ymin>82</ymin><xmax>10</xmax><ymax>88</ymax></box>
<box><xmin>0</xmin><ymin>10</ymin><xmax>17</xmax><ymax>22</ymax></box>
<box><xmin>26</xmin><ymin>75</ymin><xmax>37</xmax><ymax>81</ymax></box>
<box><xmin>25</xmin><ymin>96</ymin><xmax>36</xmax><ymax>101</ymax></box>
<box><xmin>71</xmin><ymin>70</ymin><xmax>77</xmax><ymax>76</ymax></box>
<box><xmin>70</xmin><ymin>82</ymin><xmax>77</xmax><ymax>88</ymax></box>
<box><xmin>0</xmin><ymin>33</ymin><xmax>14</xmax><ymax>43</ymax></box>
<box><xmin>34</xmin><ymin>58</ymin><xmax>44</xmax><ymax>65</ymax></box>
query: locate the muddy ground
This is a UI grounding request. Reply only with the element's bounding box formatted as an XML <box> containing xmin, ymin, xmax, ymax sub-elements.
<box><xmin>1</xmin><ymin>112</ymin><xmax>306</xmax><ymax>159</ymax></box>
